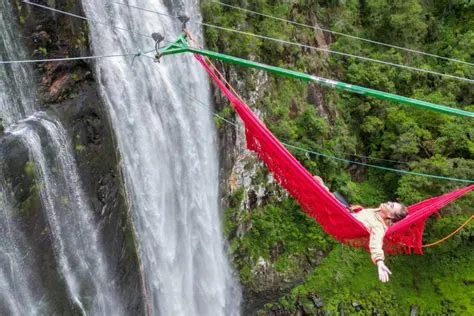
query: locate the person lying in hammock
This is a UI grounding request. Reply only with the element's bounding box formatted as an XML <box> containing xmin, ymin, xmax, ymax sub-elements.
<box><xmin>314</xmin><ymin>176</ymin><xmax>408</xmax><ymax>283</ymax></box>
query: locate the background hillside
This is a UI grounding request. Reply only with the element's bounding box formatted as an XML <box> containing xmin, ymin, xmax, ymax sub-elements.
<box><xmin>201</xmin><ymin>0</ymin><xmax>474</xmax><ymax>314</ymax></box>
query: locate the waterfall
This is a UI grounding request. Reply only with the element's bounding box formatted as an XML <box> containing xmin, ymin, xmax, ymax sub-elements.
<box><xmin>0</xmin><ymin>2</ymin><xmax>43</xmax><ymax>314</ymax></box>
<box><xmin>9</xmin><ymin>114</ymin><xmax>123</xmax><ymax>314</ymax></box>
<box><xmin>82</xmin><ymin>0</ymin><xmax>241</xmax><ymax>314</ymax></box>
<box><xmin>0</xmin><ymin>1</ymin><xmax>122</xmax><ymax>313</ymax></box>
<box><xmin>0</xmin><ymin>176</ymin><xmax>38</xmax><ymax>315</ymax></box>
<box><xmin>0</xmin><ymin>0</ymin><xmax>35</xmax><ymax>126</ymax></box>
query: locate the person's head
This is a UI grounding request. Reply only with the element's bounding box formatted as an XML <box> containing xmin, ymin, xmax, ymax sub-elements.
<box><xmin>379</xmin><ymin>201</ymin><xmax>408</xmax><ymax>225</ymax></box>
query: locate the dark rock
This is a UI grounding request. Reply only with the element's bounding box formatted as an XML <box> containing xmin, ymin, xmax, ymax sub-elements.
<box><xmin>46</xmin><ymin>72</ymin><xmax>72</xmax><ymax>102</ymax></box>
<box><xmin>308</xmin><ymin>293</ymin><xmax>324</xmax><ymax>309</ymax></box>
<box><xmin>32</xmin><ymin>30</ymin><xmax>51</xmax><ymax>47</ymax></box>
<box><xmin>352</xmin><ymin>301</ymin><xmax>364</xmax><ymax>311</ymax></box>
<box><xmin>46</xmin><ymin>82</ymin><xmax>145</xmax><ymax>313</ymax></box>
<box><xmin>270</xmin><ymin>239</ymin><xmax>285</xmax><ymax>263</ymax></box>
<box><xmin>38</xmin><ymin>61</ymin><xmax>92</xmax><ymax>103</ymax></box>
<box><xmin>306</xmin><ymin>249</ymin><xmax>325</xmax><ymax>266</ymax></box>
<box><xmin>248</xmin><ymin>189</ymin><xmax>258</xmax><ymax>209</ymax></box>
<box><xmin>267</xmin><ymin>305</ymin><xmax>291</xmax><ymax>316</ymax></box>
<box><xmin>9</xmin><ymin>0</ymin><xmax>145</xmax><ymax>313</ymax></box>
<box><xmin>289</xmin><ymin>98</ymin><xmax>299</xmax><ymax>119</ymax></box>
<box><xmin>307</xmin><ymin>83</ymin><xmax>324</xmax><ymax>108</ymax></box>
<box><xmin>295</xmin><ymin>297</ymin><xmax>310</xmax><ymax>316</ymax></box>
<box><xmin>0</xmin><ymin>135</ymin><xmax>73</xmax><ymax>314</ymax></box>
<box><xmin>338</xmin><ymin>301</ymin><xmax>345</xmax><ymax>316</ymax></box>
<box><xmin>242</xmin><ymin>278</ymin><xmax>304</xmax><ymax>315</ymax></box>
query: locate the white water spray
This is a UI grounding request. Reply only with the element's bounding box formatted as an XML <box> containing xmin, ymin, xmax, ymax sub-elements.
<box><xmin>10</xmin><ymin>114</ymin><xmax>123</xmax><ymax>314</ymax></box>
<box><xmin>82</xmin><ymin>0</ymin><xmax>241</xmax><ymax>314</ymax></box>
<box><xmin>0</xmin><ymin>1</ymin><xmax>122</xmax><ymax>313</ymax></box>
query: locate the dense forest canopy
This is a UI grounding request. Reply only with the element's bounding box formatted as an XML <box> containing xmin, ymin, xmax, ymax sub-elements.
<box><xmin>201</xmin><ymin>0</ymin><xmax>474</xmax><ymax>314</ymax></box>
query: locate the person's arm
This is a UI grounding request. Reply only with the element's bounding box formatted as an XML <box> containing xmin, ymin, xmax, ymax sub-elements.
<box><xmin>369</xmin><ymin>225</ymin><xmax>385</xmax><ymax>263</ymax></box>
<box><xmin>369</xmin><ymin>226</ymin><xmax>391</xmax><ymax>283</ymax></box>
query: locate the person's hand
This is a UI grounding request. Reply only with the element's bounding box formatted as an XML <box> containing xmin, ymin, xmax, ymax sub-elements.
<box><xmin>377</xmin><ymin>260</ymin><xmax>392</xmax><ymax>283</ymax></box>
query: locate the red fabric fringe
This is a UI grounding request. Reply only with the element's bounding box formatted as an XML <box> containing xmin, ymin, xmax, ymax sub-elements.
<box><xmin>194</xmin><ymin>54</ymin><xmax>474</xmax><ymax>255</ymax></box>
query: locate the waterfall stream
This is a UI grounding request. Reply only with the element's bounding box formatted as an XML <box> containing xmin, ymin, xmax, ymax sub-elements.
<box><xmin>0</xmin><ymin>2</ymin><xmax>37</xmax><ymax>313</ymax></box>
<box><xmin>82</xmin><ymin>0</ymin><xmax>241</xmax><ymax>314</ymax></box>
<box><xmin>9</xmin><ymin>114</ymin><xmax>123</xmax><ymax>314</ymax></box>
<box><xmin>0</xmin><ymin>176</ymin><xmax>37</xmax><ymax>315</ymax></box>
<box><xmin>0</xmin><ymin>0</ymin><xmax>34</xmax><ymax>126</ymax></box>
<box><xmin>0</xmin><ymin>0</ymin><xmax>239</xmax><ymax>313</ymax></box>
<box><xmin>0</xmin><ymin>1</ymin><xmax>122</xmax><ymax>314</ymax></box>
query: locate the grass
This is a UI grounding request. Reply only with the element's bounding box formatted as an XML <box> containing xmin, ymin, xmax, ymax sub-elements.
<box><xmin>270</xmin><ymin>238</ymin><xmax>473</xmax><ymax>315</ymax></box>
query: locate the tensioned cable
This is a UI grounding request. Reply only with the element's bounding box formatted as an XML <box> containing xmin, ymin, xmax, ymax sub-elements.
<box><xmin>172</xmin><ymin>61</ymin><xmax>474</xmax><ymax>248</ymax></box>
<box><xmin>210</xmin><ymin>0</ymin><xmax>474</xmax><ymax>67</ymax></box>
<box><xmin>178</xmin><ymin>35</ymin><xmax>465</xmax><ymax>170</ymax></box>
<box><xmin>152</xmin><ymin>53</ymin><xmax>411</xmax><ymax>165</ymax></box>
<box><xmin>0</xmin><ymin>50</ymin><xmax>154</xmax><ymax>64</ymax></box>
<box><xmin>112</xmin><ymin>2</ymin><xmax>178</xmax><ymax>18</ymax></box>
<box><xmin>113</xmin><ymin>2</ymin><xmax>474</xmax><ymax>83</ymax></box>
<box><xmin>193</xmin><ymin>24</ymin><xmax>474</xmax><ymax>83</ymax></box>
<box><xmin>168</xmin><ymin>73</ymin><xmax>408</xmax><ymax>164</ymax></box>
<box><xmin>22</xmin><ymin>0</ymin><xmax>153</xmax><ymax>39</ymax></box>
<box><xmin>20</xmin><ymin>2</ymin><xmax>471</xmax><ymax>180</ymax></box>
<box><xmin>282</xmin><ymin>143</ymin><xmax>473</xmax><ymax>183</ymax></box>
<box><xmin>175</xmin><ymin>73</ymin><xmax>410</xmax><ymax>165</ymax></box>
<box><xmin>181</xmin><ymin>81</ymin><xmax>474</xmax><ymax>183</ymax></box>
<box><xmin>139</xmin><ymin>53</ymin><xmax>474</xmax><ymax>184</ymax></box>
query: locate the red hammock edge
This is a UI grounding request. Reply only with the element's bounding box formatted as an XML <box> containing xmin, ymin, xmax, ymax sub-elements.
<box><xmin>194</xmin><ymin>54</ymin><xmax>474</xmax><ymax>255</ymax></box>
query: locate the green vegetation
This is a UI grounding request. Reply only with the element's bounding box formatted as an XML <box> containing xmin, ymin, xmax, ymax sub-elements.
<box><xmin>202</xmin><ymin>0</ymin><xmax>473</xmax><ymax>313</ymax></box>
<box><xmin>275</xmin><ymin>241</ymin><xmax>474</xmax><ymax>314</ymax></box>
<box><xmin>226</xmin><ymin>197</ymin><xmax>335</xmax><ymax>285</ymax></box>
<box><xmin>74</xmin><ymin>30</ymin><xmax>87</xmax><ymax>51</ymax></box>
<box><xmin>75</xmin><ymin>144</ymin><xmax>86</xmax><ymax>153</ymax></box>
<box><xmin>34</xmin><ymin>46</ymin><xmax>48</xmax><ymax>57</ymax></box>
<box><xmin>15</xmin><ymin>0</ymin><xmax>26</xmax><ymax>25</ymax></box>
<box><xmin>19</xmin><ymin>161</ymin><xmax>41</xmax><ymax>215</ymax></box>
<box><xmin>24</xmin><ymin>160</ymin><xmax>36</xmax><ymax>176</ymax></box>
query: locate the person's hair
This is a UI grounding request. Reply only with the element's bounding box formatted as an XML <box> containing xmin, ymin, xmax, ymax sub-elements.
<box><xmin>390</xmin><ymin>203</ymin><xmax>408</xmax><ymax>224</ymax></box>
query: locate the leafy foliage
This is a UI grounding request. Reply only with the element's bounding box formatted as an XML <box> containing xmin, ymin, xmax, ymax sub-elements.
<box><xmin>201</xmin><ymin>0</ymin><xmax>473</xmax><ymax>313</ymax></box>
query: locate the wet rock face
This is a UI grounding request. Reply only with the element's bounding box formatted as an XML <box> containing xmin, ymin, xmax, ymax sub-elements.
<box><xmin>38</xmin><ymin>61</ymin><xmax>93</xmax><ymax>103</ymax></box>
<box><xmin>213</xmin><ymin>58</ymin><xmax>332</xmax><ymax>313</ymax></box>
<box><xmin>0</xmin><ymin>136</ymin><xmax>73</xmax><ymax>314</ymax></box>
<box><xmin>4</xmin><ymin>0</ymin><xmax>145</xmax><ymax>313</ymax></box>
<box><xmin>49</xmin><ymin>80</ymin><xmax>146</xmax><ymax>312</ymax></box>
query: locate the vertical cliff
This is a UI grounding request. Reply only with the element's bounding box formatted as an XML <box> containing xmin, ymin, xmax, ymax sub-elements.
<box><xmin>2</xmin><ymin>0</ymin><xmax>144</xmax><ymax>313</ymax></box>
<box><xmin>202</xmin><ymin>0</ymin><xmax>474</xmax><ymax>314</ymax></box>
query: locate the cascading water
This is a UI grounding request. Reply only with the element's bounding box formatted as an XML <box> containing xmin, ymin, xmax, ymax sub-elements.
<box><xmin>0</xmin><ymin>0</ymin><xmax>34</xmax><ymax>126</ymax></box>
<box><xmin>9</xmin><ymin>114</ymin><xmax>123</xmax><ymax>314</ymax></box>
<box><xmin>0</xmin><ymin>176</ymin><xmax>37</xmax><ymax>315</ymax></box>
<box><xmin>0</xmin><ymin>1</ymin><xmax>122</xmax><ymax>314</ymax></box>
<box><xmin>82</xmin><ymin>0</ymin><xmax>241</xmax><ymax>314</ymax></box>
<box><xmin>0</xmin><ymin>2</ymin><xmax>37</xmax><ymax>313</ymax></box>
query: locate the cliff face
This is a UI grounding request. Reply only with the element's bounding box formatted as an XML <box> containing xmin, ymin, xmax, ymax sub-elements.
<box><xmin>204</xmin><ymin>1</ymin><xmax>474</xmax><ymax>315</ymax></box>
<box><xmin>3</xmin><ymin>0</ymin><xmax>472</xmax><ymax>314</ymax></box>
<box><xmin>210</xmin><ymin>20</ymin><xmax>337</xmax><ymax>316</ymax></box>
<box><xmin>3</xmin><ymin>1</ymin><xmax>144</xmax><ymax>313</ymax></box>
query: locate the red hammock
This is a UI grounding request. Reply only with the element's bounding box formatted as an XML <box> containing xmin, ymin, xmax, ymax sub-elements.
<box><xmin>194</xmin><ymin>54</ymin><xmax>474</xmax><ymax>254</ymax></box>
